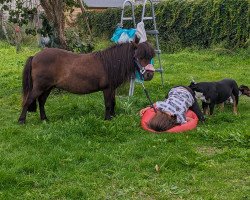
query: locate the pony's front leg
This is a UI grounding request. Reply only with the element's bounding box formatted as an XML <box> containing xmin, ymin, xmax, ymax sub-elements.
<box><xmin>103</xmin><ymin>88</ymin><xmax>115</xmax><ymax>120</ymax></box>
<box><xmin>38</xmin><ymin>88</ymin><xmax>52</xmax><ymax>121</ymax></box>
<box><xmin>110</xmin><ymin>89</ymin><xmax>116</xmax><ymax>117</ymax></box>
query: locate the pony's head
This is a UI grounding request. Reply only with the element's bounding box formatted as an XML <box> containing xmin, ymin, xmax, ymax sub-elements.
<box><xmin>132</xmin><ymin>41</ymin><xmax>155</xmax><ymax>81</ymax></box>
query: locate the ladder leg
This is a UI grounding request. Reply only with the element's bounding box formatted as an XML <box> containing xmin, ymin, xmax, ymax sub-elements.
<box><xmin>129</xmin><ymin>77</ymin><xmax>135</xmax><ymax>96</ymax></box>
<box><xmin>142</xmin><ymin>0</ymin><xmax>164</xmax><ymax>86</ymax></box>
<box><xmin>119</xmin><ymin>0</ymin><xmax>136</xmax><ymax>96</ymax></box>
<box><xmin>157</xmin><ymin>54</ymin><xmax>164</xmax><ymax>86</ymax></box>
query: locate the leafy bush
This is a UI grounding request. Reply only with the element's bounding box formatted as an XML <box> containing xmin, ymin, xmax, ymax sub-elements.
<box><xmin>65</xmin><ymin>29</ymin><xmax>94</xmax><ymax>53</ymax></box>
<box><xmin>77</xmin><ymin>0</ymin><xmax>249</xmax><ymax>52</ymax></box>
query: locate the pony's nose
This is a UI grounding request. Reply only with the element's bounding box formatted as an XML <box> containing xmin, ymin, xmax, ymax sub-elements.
<box><xmin>144</xmin><ymin>71</ymin><xmax>154</xmax><ymax>81</ymax></box>
<box><xmin>145</xmin><ymin>64</ymin><xmax>155</xmax><ymax>72</ymax></box>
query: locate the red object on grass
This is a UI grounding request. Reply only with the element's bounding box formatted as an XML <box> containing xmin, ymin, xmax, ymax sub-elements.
<box><xmin>141</xmin><ymin>108</ymin><xmax>198</xmax><ymax>133</ymax></box>
<box><xmin>15</xmin><ymin>26</ymin><xmax>20</xmax><ymax>33</ymax></box>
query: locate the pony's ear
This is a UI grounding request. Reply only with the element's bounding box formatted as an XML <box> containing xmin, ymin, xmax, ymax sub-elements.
<box><xmin>134</xmin><ymin>34</ymin><xmax>140</xmax><ymax>44</ymax></box>
<box><xmin>131</xmin><ymin>41</ymin><xmax>138</xmax><ymax>49</ymax></box>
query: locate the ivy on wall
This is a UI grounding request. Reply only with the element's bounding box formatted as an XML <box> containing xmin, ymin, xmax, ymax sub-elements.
<box><xmin>77</xmin><ymin>0</ymin><xmax>249</xmax><ymax>52</ymax></box>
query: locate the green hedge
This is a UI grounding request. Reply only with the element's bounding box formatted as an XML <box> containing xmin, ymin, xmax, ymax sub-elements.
<box><xmin>77</xmin><ymin>0</ymin><xmax>249</xmax><ymax>52</ymax></box>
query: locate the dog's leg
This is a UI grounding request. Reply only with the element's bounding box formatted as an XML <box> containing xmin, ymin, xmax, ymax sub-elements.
<box><xmin>232</xmin><ymin>95</ymin><xmax>238</xmax><ymax>115</ymax></box>
<box><xmin>232</xmin><ymin>83</ymin><xmax>239</xmax><ymax>115</ymax></box>
<box><xmin>209</xmin><ymin>103</ymin><xmax>215</xmax><ymax>115</ymax></box>
<box><xmin>202</xmin><ymin>102</ymin><xmax>209</xmax><ymax>115</ymax></box>
<box><xmin>218</xmin><ymin>102</ymin><xmax>224</xmax><ymax>112</ymax></box>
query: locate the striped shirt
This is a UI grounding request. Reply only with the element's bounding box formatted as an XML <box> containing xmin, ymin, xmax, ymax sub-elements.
<box><xmin>155</xmin><ymin>87</ymin><xmax>194</xmax><ymax>124</ymax></box>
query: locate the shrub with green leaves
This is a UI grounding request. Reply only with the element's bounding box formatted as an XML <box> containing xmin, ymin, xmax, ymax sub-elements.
<box><xmin>77</xmin><ymin>0</ymin><xmax>249</xmax><ymax>52</ymax></box>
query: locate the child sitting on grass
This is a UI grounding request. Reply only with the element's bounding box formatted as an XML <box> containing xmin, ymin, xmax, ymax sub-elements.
<box><xmin>140</xmin><ymin>86</ymin><xmax>205</xmax><ymax>132</ymax></box>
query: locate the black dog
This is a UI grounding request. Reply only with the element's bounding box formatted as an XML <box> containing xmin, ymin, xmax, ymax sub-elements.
<box><xmin>189</xmin><ymin>79</ymin><xmax>239</xmax><ymax>115</ymax></box>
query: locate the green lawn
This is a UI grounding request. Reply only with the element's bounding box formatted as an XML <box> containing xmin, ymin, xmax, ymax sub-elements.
<box><xmin>0</xmin><ymin>41</ymin><xmax>249</xmax><ymax>199</ymax></box>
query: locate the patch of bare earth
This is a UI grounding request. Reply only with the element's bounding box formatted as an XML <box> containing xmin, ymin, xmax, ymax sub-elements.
<box><xmin>196</xmin><ymin>146</ymin><xmax>223</xmax><ymax>156</ymax></box>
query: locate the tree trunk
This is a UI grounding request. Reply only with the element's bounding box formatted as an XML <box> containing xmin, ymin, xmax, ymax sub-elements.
<box><xmin>0</xmin><ymin>10</ymin><xmax>10</xmax><ymax>43</ymax></box>
<box><xmin>78</xmin><ymin>0</ymin><xmax>92</xmax><ymax>39</ymax></box>
<box><xmin>40</xmin><ymin>0</ymin><xmax>67</xmax><ymax>49</ymax></box>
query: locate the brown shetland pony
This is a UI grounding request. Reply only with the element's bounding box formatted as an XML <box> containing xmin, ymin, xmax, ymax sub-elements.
<box><xmin>18</xmin><ymin>41</ymin><xmax>155</xmax><ymax>124</ymax></box>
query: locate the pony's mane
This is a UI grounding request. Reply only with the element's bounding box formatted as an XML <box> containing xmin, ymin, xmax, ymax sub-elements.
<box><xmin>94</xmin><ymin>43</ymin><xmax>135</xmax><ymax>88</ymax></box>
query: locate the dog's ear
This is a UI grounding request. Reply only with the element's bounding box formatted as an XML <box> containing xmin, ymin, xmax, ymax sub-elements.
<box><xmin>189</xmin><ymin>77</ymin><xmax>196</xmax><ymax>85</ymax></box>
<box><xmin>189</xmin><ymin>81</ymin><xmax>196</xmax><ymax>86</ymax></box>
<box><xmin>189</xmin><ymin>82</ymin><xmax>197</xmax><ymax>90</ymax></box>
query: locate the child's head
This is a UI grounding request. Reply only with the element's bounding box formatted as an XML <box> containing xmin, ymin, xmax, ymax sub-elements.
<box><xmin>148</xmin><ymin>110</ymin><xmax>177</xmax><ymax>132</ymax></box>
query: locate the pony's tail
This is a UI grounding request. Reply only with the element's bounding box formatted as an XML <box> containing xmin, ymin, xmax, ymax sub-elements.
<box><xmin>22</xmin><ymin>56</ymin><xmax>37</xmax><ymax>112</ymax></box>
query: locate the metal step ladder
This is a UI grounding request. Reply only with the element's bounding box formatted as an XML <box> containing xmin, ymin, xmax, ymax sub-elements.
<box><xmin>119</xmin><ymin>0</ymin><xmax>136</xmax><ymax>28</ymax></box>
<box><xmin>141</xmin><ymin>0</ymin><xmax>164</xmax><ymax>86</ymax></box>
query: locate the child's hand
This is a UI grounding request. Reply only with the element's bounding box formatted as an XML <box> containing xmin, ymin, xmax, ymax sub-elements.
<box><xmin>140</xmin><ymin>107</ymin><xmax>150</xmax><ymax>116</ymax></box>
<box><xmin>186</xmin><ymin>117</ymin><xmax>192</xmax><ymax>122</ymax></box>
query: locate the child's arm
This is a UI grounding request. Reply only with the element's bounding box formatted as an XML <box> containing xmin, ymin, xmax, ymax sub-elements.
<box><xmin>140</xmin><ymin>104</ymin><xmax>157</xmax><ymax>116</ymax></box>
<box><xmin>140</xmin><ymin>107</ymin><xmax>150</xmax><ymax>116</ymax></box>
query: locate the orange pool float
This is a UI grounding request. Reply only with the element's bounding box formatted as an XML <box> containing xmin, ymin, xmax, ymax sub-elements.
<box><xmin>141</xmin><ymin>107</ymin><xmax>199</xmax><ymax>133</ymax></box>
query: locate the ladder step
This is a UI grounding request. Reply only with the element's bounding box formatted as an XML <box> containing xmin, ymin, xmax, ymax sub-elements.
<box><xmin>122</xmin><ymin>17</ymin><xmax>133</xmax><ymax>20</ymax></box>
<box><xmin>155</xmin><ymin>68</ymin><xmax>164</xmax><ymax>73</ymax></box>
<box><xmin>146</xmin><ymin>30</ymin><xmax>159</xmax><ymax>35</ymax></box>
<box><xmin>142</xmin><ymin>17</ymin><xmax>153</xmax><ymax>20</ymax></box>
<box><xmin>154</xmin><ymin>49</ymin><xmax>161</xmax><ymax>54</ymax></box>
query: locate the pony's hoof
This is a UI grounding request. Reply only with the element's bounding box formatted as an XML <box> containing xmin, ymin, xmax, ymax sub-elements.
<box><xmin>105</xmin><ymin>116</ymin><xmax>112</xmax><ymax>120</ymax></box>
<box><xmin>41</xmin><ymin>118</ymin><xmax>49</xmax><ymax>123</ymax></box>
<box><xmin>18</xmin><ymin>119</ymin><xmax>25</xmax><ymax>124</ymax></box>
<box><xmin>41</xmin><ymin>117</ymin><xmax>48</xmax><ymax>121</ymax></box>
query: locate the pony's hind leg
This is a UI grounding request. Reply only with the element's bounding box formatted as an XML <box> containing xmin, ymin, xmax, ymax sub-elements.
<box><xmin>38</xmin><ymin>88</ymin><xmax>52</xmax><ymax>121</ymax></box>
<box><xmin>18</xmin><ymin>89</ymin><xmax>43</xmax><ymax>124</ymax></box>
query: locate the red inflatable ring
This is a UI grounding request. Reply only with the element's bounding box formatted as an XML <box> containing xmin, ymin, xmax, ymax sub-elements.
<box><xmin>141</xmin><ymin>107</ymin><xmax>198</xmax><ymax>133</ymax></box>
